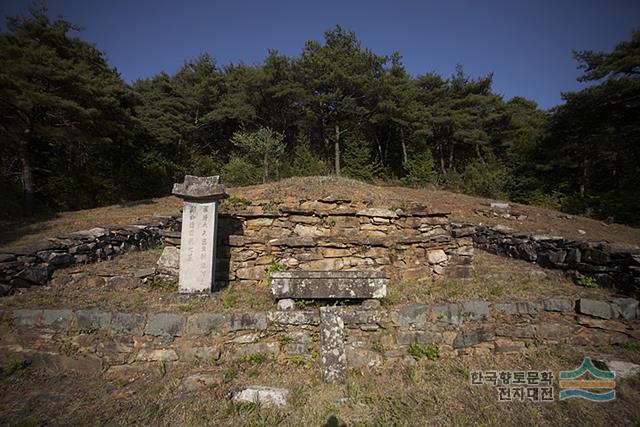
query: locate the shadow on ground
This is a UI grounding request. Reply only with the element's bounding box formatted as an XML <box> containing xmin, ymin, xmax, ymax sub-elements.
<box><xmin>0</xmin><ymin>212</ymin><xmax>59</xmax><ymax>250</ymax></box>
<box><xmin>117</xmin><ymin>198</ymin><xmax>156</xmax><ymax>208</ymax></box>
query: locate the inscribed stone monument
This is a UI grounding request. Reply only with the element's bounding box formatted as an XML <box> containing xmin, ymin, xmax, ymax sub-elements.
<box><xmin>172</xmin><ymin>175</ymin><xmax>227</xmax><ymax>293</ymax></box>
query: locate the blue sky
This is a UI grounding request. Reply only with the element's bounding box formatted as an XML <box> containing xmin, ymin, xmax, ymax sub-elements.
<box><xmin>2</xmin><ymin>0</ymin><xmax>639</xmax><ymax>109</ymax></box>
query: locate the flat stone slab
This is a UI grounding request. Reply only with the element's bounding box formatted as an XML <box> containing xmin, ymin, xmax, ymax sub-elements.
<box><xmin>356</xmin><ymin>208</ymin><xmax>398</xmax><ymax>219</ymax></box>
<box><xmin>270</xmin><ymin>270</ymin><xmax>387</xmax><ymax>299</ymax></box>
<box><xmin>578</xmin><ymin>299</ymin><xmax>615</xmax><ymax>319</ymax></box>
<box><xmin>232</xmin><ymin>386</ymin><xmax>289</xmax><ymax>407</ymax></box>
<box><xmin>172</xmin><ymin>175</ymin><xmax>227</xmax><ymax>200</ymax></box>
<box><xmin>490</xmin><ymin>202</ymin><xmax>510</xmax><ymax>209</ymax></box>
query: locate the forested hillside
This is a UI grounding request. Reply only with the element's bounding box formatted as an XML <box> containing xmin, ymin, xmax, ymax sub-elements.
<box><xmin>1</xmin><ymin>6</ymin><xmax>638</xmax><ymax>224</ymax></box>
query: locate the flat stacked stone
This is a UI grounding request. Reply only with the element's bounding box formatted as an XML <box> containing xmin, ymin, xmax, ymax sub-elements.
<box><xmin>270</xmin><ymin>270</ymin><xmax>387</xmax><ymax>300</ymax></box>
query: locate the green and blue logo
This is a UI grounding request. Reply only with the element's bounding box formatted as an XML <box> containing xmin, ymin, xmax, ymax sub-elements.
<box><xmin>559</xmin><ymin>358</ymin><xmax>615</xmax><ymax>402</ymax></box>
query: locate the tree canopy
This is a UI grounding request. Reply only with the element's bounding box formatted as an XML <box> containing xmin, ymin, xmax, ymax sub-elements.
<box><xmin>0</xmin><ymin>5</ymin><xmax>154</xmax><ymax>214</ymax></box>
<box><xmin>540</xmin><ymin>31</ymin><xmax>640</xmax><ymax>223</ymax></box>
<box><xmin>1</xmin><ymin>8</ymin><xmax>638</xmax><ymax>225</ymax></box>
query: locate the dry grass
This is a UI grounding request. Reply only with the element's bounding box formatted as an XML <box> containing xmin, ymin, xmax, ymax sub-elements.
<box><xmin>1</xmin><ymin>344</ymin><xmax>638</xmax><ymax>426</ymax></box>
<box><xmin>0</xmin><ymin>197</ymin><xmax>182</xmax><ymax>253</ymax></box>
<box><xmin>2</xmin><ymin>176</ymin><xmax>640</xmax><ymax>252</ymax></box>
<box><xmin>1</xmin><ymin>177</ymin><xmax>638</xmax><ymax>426</ymax></box>
<box><xmin>383</xmin><ymin>251</ymin><xmax>616</xmax><ymax>307</ymax></box>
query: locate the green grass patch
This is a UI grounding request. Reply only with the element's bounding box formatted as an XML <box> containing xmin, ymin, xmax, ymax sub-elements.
<box><xmin>277</xmin><ymin>335</ymin><xmax>293</xmax><ymax>346</ymax></box>
<box><xmin>245</xmin><ymin>352</ymin><xmax>270</xmax><ymax>365</ymax></box>
<box><xmin>618</xmin><ymin>340</ymin><xmax>640</xmax><ymax>352</ymax></box>
<box><xmin>223</xmin><ymin>291</ymin><xmax>238</xmax><ymax>309</ymax></box>
<box><xmin>408</xmin><ymin>343</ymin><xmax>439</xmax><ymax>361</ymax></box>
<box><xmin>372</xmin><ymin>339</ymin><xmax>385</xmax><ymax>354</ymax></box>
<box><xmin>576</xmin><ymin>274</ymin><xmax>598</xmax><ymax>288</ymax></box>
<box><xmin>223</xmin><ymin>365</ymin><xmax>239</xmax><ymax>383</ymax></box>
<box><xmin>290</xmin><ymin>354</ymin><xmax>306</xmax><ymax>366</ymax></box>
<box><xmin>3</xmin><ymin>359</ymin><xmax>29</xmax><ymax>378</ymax></box>
<box><xmin>266</xmin><ymin>262</ymin><xmax>284</xmax><ymax>285</ymax></box>
<box><xmin>148</xmin><ymin>276</ymin><xmax>179</xmax><ymax>291</ymax></box>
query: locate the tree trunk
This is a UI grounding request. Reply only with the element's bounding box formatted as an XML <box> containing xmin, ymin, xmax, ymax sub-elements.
<box><xmin>321</xmin><ymin>110</ymin><xmax>329</xmax><ymax>158</ymax></box>
<box><xmin>19</xmin><ymin>137</ymin><xmax>34</xmax><ymax>216</ymax></box>
<box><xmin>475</xmin><ymin>144</ymin><xmax>486</xmax><ymax>165</ymax></box>
<box><xmin>448</xmin><ymin>141</ymin><xmax>455</xmax><ymax>171</ymax></box>
<box><xmin>400</xmin><ymin>128</ymin><xmax>408</xmax><ymax>165</ymax></box>
<box><xmin>612</xmin><ymin>151</ymin><xmax>619</xmax><ymax>189</ymax></box>
<box><xmin>334</xmin><ymin>125</ymin><xmax>341</xmax><ymax>176</ymax></box>
<box><xmin>375</xmin><ymin>135</ymin><xmax>383</xmax><ymax>165</ymax></box>
<box><xmin>263</xmin><ymin>150</ymin><xmax>268</xmax><ymax>184</ymax></box>
<box><xmin>384</xmin><ymin>132</ymin><xmax>390</xmax><ymax>164</ymax></box>
<box><xmin>438</xmin><ymin>142</ymin><xmax>447</xmax><ymax>174</ymax></box>
<box><xmin>580</xmin><ymin>158</ymin><xmax>588</xmax><ymax>211</ymax></box>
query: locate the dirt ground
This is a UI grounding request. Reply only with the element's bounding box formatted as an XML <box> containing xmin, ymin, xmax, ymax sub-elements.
<box><xmin>1</xmin><ymin>344</ymin><xmax>638</xmax><ymax>426</ymax></box>
<box><xmin>2</xmin><ymin>176</ymin><xmax>640</xmax><ymax>253</ymax></box>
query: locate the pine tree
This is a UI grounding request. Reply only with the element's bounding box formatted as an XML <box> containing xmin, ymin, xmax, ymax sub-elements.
<box><xmin>403</xmin><ymin>147</ymin><xmax>437</xmax><ymax>187</ymax></box>
<box><xmin>343</xmin><ymin>132</ymin><xmax>374</xmax><ymax>182</ymax></box>
<box><xmin>229</xmin><ymin>128</ymin><xmax>285</xmax><ymax>183</ymax></box>
<box><xmin>0</xmin><ymin>5</ymin><xmax>145</xmax><ymax>213</ymax></box>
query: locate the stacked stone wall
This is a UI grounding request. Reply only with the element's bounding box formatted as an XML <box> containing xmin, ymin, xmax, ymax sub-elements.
<box><xmin>0</xmin><ymin>221</ymin><xmax>174</xmax><ymax>295</ymax></box>
<box><xmin>452</xmin><ymin>223</ymin><xmax>640</xmax><ymax>296</ymax></box>
<box><xmin>1</xmin><ymin>296</ymin><xmax>636</xmax><ymax>375</ymax></box>
<box><xmin>1</xmin><ymin>202</ymin><xmax>474</xmax><ymax>294</ymax></box>
<box><xmin>207</xmin><ymin>204</ymin><xmax>472</xmax><ymax>287</ymax></box>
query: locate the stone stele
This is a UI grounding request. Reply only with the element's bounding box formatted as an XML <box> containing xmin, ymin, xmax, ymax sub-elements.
<box><xmin>172</xmin><ymin>175</ymin><xmax>227</xmax><ymax>293</ymax></box>
<box><xmin>319</xmin><ymin>307</ymin><xmax>347</xmax><ymax>383</ymax></box>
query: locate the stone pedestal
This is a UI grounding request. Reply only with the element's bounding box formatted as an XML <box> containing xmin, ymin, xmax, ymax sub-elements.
<box><xmin>172</xmin><ymin>176</ymin><xmax>227</xmax><ymax>293</ymax></box>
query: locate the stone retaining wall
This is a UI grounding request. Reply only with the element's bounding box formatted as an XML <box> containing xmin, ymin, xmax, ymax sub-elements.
<box><xmin>1</xmin><ymin>201</ymin><xmax>474</xmax><ymax>294</ymax></box>
<box><xmin>5</xmin><ymin>199</ymin><xmax>639</xmax><ymax>298</ymax></box>
<box><xmin>451</xmin><ymin>223</ymin><xmax>640</xmax><ymax>296</ymax></box>
<box><xmin>0</xmin><ymin>220</ymin><xmax>175</xmax><ymax>295</ymax></box>
<box><xmin>204</xmin><ymin>204</ymin><xmax>473</xmax><ymax>287</ymax></box>
<box><xmin>1</xmin><ymin>296</ymin><xmax>637</xmax><ymax>376</ymax></box>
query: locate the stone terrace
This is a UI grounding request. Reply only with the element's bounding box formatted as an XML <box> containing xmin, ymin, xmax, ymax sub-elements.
<box><xmin>1</xmin><ymin>296</ymin><xmax>637</xmax><ymax>378</ymax></box>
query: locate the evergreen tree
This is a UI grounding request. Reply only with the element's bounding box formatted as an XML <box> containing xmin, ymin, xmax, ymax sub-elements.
<box><xmin>342</xmin><ymin>132</ymin><xmax>374</xmax><ymax>182</ymax></box>
<box><xmin>294</xmin><ymin>26</ymin><xmax>387</xmax><ymax>175</ymax></box>
<box><xmin>229</xmin><ymin>127</ymin><xmax>285</xmax><ymax>183</ymax></box>
<box><xmin>3</xmin><ymin>11</ymin><xmax>636</xmax><ymax>226</ymax></box>
<box><xmin>540</xmin><ymin>30</ymin><xmax>640</xmax><ymax>223</ymax></box>
<box><xmin>282</xmin><ymin>134</ymin><xmax>328</xmax><ymax>177</ymax></box>
<box><xmin>403</xmin><ymin>147</ymin><xmax>437</xmax><ymax>187</ymax></box>
<box><xmin>373</xmin><ymin>52</ymin><xmax>427</xmax><ymax>178</ymax></box>
<box><xmin>500</xmin><ymin>97</ymin><xmax>548</xmax><ymax>203</ymax></box>
<box><xmin>0</xmin><ymin>5</ymin><xmax>146</xmax><ymax>214</ymax></box>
